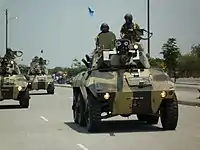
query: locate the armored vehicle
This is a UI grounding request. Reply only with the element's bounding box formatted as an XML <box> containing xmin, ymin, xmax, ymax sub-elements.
<box><xmin>0</xmin><ymin>49</ymin><xmax>30</xmax><ymax>108</ymax></box>
<box><xmin>72</xmin><ymin>28</ymin><xmax>178</xmax><ymax>132</ymax></box>
<box><xmin>27</xmin><ymin>56</ymin><xmax>54</xmax><ymax>94</ymax></box>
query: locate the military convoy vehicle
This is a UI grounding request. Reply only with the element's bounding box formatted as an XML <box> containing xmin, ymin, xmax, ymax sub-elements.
<box><xmin>0</xmin><ymin>49</ymin><xmax>30</xmax><ymax>108</ymax></box>
<box><xmin>27</xmin><ymin>56</ymin><xmax>54</xmax><ymax>94</ymax></box>
<box><xmin>72</xmin><ymin>28</ymin><xmax>178</xmax><ymax>132</ymax></box>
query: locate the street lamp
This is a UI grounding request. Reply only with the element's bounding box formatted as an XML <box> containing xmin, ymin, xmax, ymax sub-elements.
<box><xmin>5</xmin><ymin>9</ymin><xmax>18</xmax><ymax>52</ymax></box>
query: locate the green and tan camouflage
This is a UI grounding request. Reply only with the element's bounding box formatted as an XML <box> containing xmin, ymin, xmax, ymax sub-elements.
<box><xmin>27</xmin><ymin>56</ymin><xmax>54</xmax><ymax>94</ymax></box>
<box><xmin>72</xmin><ymin>29</ymin><xmax>178</xmax><ymax>132</ymax></box>
<box><xmin>0</xmin><ymin>49</ymin><xmax>30</xmax><ymax>108</ymax></box>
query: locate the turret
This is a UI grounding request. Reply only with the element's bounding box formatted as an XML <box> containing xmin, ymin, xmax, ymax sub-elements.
<box><xmin>0</xmin><ymin>48</ymin><xmax>23</xmax><ymax>75</ymax></box>
<box><xmin>29</xmin><ymin>56</ymin><xmax>49</xmax><ymax>75</ymax></box>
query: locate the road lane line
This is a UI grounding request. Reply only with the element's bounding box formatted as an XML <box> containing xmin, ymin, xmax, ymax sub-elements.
<box><xmin>40</xmin><ymin>116</ymin><xmax>48</xmax><ymax>122</ymax></box>
<box><xmin>77</xmin><ymin>144</ymin><xmax>88</xmax><ymax>150</ymax></box>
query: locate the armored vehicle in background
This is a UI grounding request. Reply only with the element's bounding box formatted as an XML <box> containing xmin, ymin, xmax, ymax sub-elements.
<box><xmin>27</xmin><ymin>56</ymin><xmax>54</xmax><ymax>94</ymax></box>
<box><xmin>72</xmin><ymin>28</ymin><xmax>178</xmax><ymax>132</ymax></box>
<box><xmin>0</xmin><ymin>49</ymin><xmax>30</xmax><ymax>108</ymax></box>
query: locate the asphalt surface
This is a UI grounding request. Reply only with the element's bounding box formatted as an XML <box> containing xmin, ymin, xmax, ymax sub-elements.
<box><xmin>0</xmin><ymin>87</ymin><xmax>200</xmax><ymax>150</ymax></box>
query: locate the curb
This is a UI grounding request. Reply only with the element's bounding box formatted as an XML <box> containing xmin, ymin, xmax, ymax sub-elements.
<box><xmin>55</xmin><ymin>84</ymin><xmax>199</xmax><ymax>90</ymax></box>
<box><xmin>178</xmin><ymin>100</ymin><xmax>200</xmax><ymax>107</ymax></box>
<box><xmin>54</xmin><ymin>84</ymin><xmax>200</xmax><ymax>107</ymax></box>
<box><xmin>176</xmin><ymin>82</ymin><xmax>200</xmax><ymax>86</ymax></box>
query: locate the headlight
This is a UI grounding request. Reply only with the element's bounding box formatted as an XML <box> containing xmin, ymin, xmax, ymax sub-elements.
<box><xmin>160</xmin><ymin>91</ymin><xmax>167</xmax><ymax>98</ymax></box>
<box><xmin>103</xmin><ymin>93</ymin><xmax>110</xmax><ymax>100</ymax></box>
<box><xmin>116</xmin><ymin>41</ymin><xmax>121</xmax><ymax>47</ymax></box>
<box><xmin>133</xmin><ymin>44</ymin><xmax>139</xmax><ymax>49</ymax></box>
<box><xmin>18</xmin><ymin>86</ymin><xmax>22</xmax><ymax>91</ymax></box>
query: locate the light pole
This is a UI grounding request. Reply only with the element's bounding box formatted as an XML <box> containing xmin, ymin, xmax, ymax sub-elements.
<box><xmin>147</xmin><ymin>0</ymin><xmax>150</xmax><ymax>56</ymax></box>
<box><xmin>5</xmin><ymin>9</ymin><xmax>18</xmax><ymax>52</ymax></box>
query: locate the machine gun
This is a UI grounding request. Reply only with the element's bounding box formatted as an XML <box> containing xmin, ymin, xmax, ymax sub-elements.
<box><xmin>82</xmin><ymin>38</ymin><xmax>150</xmax><ymax>71</ymax></box>
<box><xmin>29</xmin><ymin>56</ymin><xmax>49</xmax><ymax>75</ymax></box>
<box><xmin>122</xmin><ymin>28</ymin><xmax>153</xmax><ymax>43</ymax></box>
<box><xmin>4</xmin><ymin>48</ymin><xmax>23</xmax><ymax>61</ymax></box>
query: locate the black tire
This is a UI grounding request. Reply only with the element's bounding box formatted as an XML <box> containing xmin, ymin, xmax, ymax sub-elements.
<box><xmin>86</xmin><ymin>94</ymin><xmax>101</xmax><ymax>133</ymax></box>
<box><xmin>72</xmin><ymin>96</ymin><xmax>79</xmax><ymax>124</ymax></box>
<box><xmin>73</xmin><ymin>93</ymin><xmax>86</xmax><ymax>126</ymax></box>
<box><xmin>160</xmin><ymin>98</ymin><xmax>178</xmax><ymax>130</ymax></box>
<box><xmin>137</xmin><ymin>114</ymin><xmax>159</xmax><ymax>124</ymax></box>
<box><xmin>47</xmin><ymin>84</ymin><xmax>54</xmax><ymax>94</ymax></box>
<box><xmin>19</xmin><ymin>89</ymin><xmax>30</xmax><ymax>108</ymax></box>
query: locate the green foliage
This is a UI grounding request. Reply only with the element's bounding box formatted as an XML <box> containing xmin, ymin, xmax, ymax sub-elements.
<box><xmin>49</xmin><ymin>59</ymin><xmax>86</xmax><ymax>78</ymax></box>
<box><xmin>191</xmin><ymin>44</ymin><xmax>200</xmax><ymax>58</ymax></box>
<box><xmin>160</xmin><ymin>38</ymin><xmax>181</xmax><ymax>76</ymax></box>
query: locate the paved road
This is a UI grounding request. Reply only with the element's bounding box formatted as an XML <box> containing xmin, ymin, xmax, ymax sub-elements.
<box><xmin>0</xmin><ymin>87</ymin><xmax>200</xmax><ymax>150</ymax></box>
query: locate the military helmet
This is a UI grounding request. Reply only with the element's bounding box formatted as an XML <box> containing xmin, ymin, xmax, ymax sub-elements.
<box><xmin>100</xmin><ymin>23</ymin><xmax>109</xmax><ymax>32</ymax></box>
<box><xmin>124</xmin><ymin>13</ymin><xmax>133</xmax><ymax>22</ymax></box>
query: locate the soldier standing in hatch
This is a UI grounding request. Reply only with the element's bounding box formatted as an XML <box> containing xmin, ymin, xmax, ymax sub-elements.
<box><xmin>4</xmin><ymin>48</ymin><xmax>15</xmax><ymax>60</ymax></box>
<box><xmin>91</xmin><ymin>23</ymin><xmax>111</xmax><ymax>57</ymax></box>
<box><xmin>120</xmin><ymin>13</ymin><xmax>140</xmax><ymax>41</ymax></box>
<box><xmin>95</xmin><ymin>23</ymin><xmax>110</xmax><ymax>47</ymax></box>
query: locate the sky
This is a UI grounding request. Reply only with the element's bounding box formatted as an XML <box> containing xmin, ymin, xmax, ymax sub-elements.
<box><xmin>0</xmin><ymin>0</ymin><xmax>199</xmax><ymax>68</ymax></box>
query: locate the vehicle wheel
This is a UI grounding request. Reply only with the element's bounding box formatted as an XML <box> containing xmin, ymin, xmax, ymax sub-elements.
<box><xmin>85</xmin><ymin>94</ymin><xmax>101</xmax><ymax>133</ymax></box>
<box><xmin>137</xmin><ymin>114</ymin><xmax>159</xmax><ymax>124</ymax></box>
<box><xmin>19</xmin><ymin>89</ymin><xmax>30</xmax><ymax>108</ymax></box>
<box><xmin>160</xmin><ymin>98</ymin><xmax>178</xmax><ymax>130</ymax></box>
<box><xmin>73</xmin><ymin>93</ymin><xmax>86</xmax><ymax>126</ymax></box>
<box><xmin>72</xmin><ymin>96</ymin><xmax>79</xmax><ymax>124</ymax></box>
<box><xmin>47</xmin><ymin>84</ymin><xmax>54</xmax><ymax>94</ymax></box>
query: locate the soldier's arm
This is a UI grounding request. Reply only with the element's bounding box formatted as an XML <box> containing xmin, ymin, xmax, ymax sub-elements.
<box><xmin>134</xmin><ymin>23</ymin><xmax>140</xmax><ymax>29</ymax></box>
<box><xmin>120</xmin><ymin>25</ymin><xmax>125</xmax><ymax>38</ymax></box>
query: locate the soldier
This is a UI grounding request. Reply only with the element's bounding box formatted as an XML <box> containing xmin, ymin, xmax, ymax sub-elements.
<box><xmin>95</xmin><ymin>23</ymin><xmax>110</xmax><ymax>47</ymax></box>
<box><xmin>120</xmin><ymin>13</ymin><xmax>140</xmax><ymax>41</ymax></box>
<box><xmin>4</xmin><ymin>48</ymin><xmax>15</xmax><ymax>60</ymax></box>
<box><xmin>33</xmin><ymin>56</ymin><xmax>39</xmax><ymax>62</ymax></box>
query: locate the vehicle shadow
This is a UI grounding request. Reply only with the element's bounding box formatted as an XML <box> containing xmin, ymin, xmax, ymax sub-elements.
<box><xmin>65</xmin><ymin>120</ymin><xmax>164</xmax><ymax>135</ymax></box>
<box><xmin>0</xmin><ymin>105</ymin><xmax>24</xmax><ymax>109</ymax></box>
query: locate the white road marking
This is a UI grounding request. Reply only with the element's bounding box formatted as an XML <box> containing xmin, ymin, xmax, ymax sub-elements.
<box><xmin>77</xmin><ymin>144</ymin><xmax>88</xmax><ymax>150</ymax></box>
<box><xmin>40</xmin><ymin>116</ymin><xmax>48</xmax><ymax>122</ymax></box>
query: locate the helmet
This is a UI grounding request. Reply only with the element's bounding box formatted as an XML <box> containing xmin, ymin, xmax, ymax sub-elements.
<box><xmin>100</xmin><ymin>23</ymin><xmax>109</xmax><ymax>32</ymax></box>
<box><xmin>124</xmin><ymin>13</ymin><xmax>133</xmax><ymax>22</ymax></box>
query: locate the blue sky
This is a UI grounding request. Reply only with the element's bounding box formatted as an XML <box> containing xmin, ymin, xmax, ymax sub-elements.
<box><xmin>0</xmin><ymin>0</ymin><xmax>199</xmax><ymax>68</ymax></box>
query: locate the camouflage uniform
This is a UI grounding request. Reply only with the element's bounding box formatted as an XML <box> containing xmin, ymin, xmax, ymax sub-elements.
<box><xmin>4</xmin><ymin>48</ymin><xmax>15</xmax><ymax>60</ymax></box>
<box><xmin>92</xmin><ymin>23</ymin><xmax>111</xmax><ymax>65</ymax></box>
<box><xmin>120</xmin><ymin>13</ymin><xmax>140</xmax><ymax>42</ymax></box>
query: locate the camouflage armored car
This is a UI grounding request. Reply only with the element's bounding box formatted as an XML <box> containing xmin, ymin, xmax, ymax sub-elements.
<box><xmin>0</xmin><ymin>49</ymin><xmax>30</xmax><ymax>108</ymax></box>
<box><xmin>72</xmin><ymin>28</ymin><xmax>178</xmax><ymax>132</ymax></box>
<box><xmin>27</xmin><ymin>56</ymin><xmax>54</xmax><ymax>94</ymax></box>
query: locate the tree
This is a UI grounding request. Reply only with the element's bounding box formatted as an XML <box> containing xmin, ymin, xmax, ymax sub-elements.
<box><xmin>191</xmin><ymin>44</ymin><xmax>200</xmax><ymax>58</ymax></box>
<box><xmin>160</xmin><ymin>38</ymin><xmax>181</xmax><ymax>77</ymax></box>
<box><xmin>71</xmin><ymin>59</ymin><xmax>81</xmax><ymax>68</ymax></box>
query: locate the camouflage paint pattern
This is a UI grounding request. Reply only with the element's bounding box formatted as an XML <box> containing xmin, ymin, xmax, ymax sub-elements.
<box><xmin>72</xmin><ymin>31</ymin><xmax>176</xmax><ymax>116</ymax></box>
<box><xmin>73</xmin><ymin>68</ymin><xmax>175</xmax><ymax>115</ymax></box>
<box><xmin>0</xmin><ymin>74</ymin><xmax>28</xmax><ymax>99</ymax></box>
<box><xmin>28</xmin><ymin>74</ymin><xmax>54</xmax><ymax>90</ymax></box>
